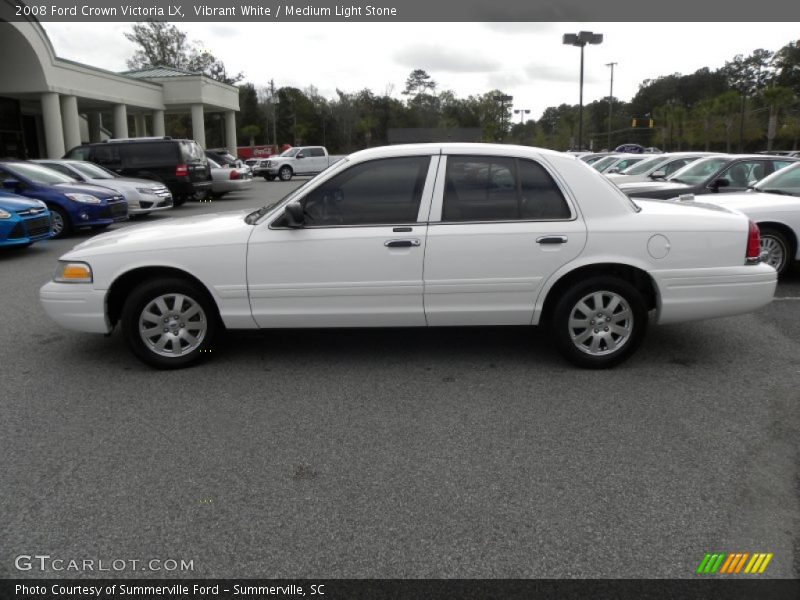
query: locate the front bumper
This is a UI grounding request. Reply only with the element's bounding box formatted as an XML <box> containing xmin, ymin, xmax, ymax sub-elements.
<box><xmin>0</xmin><ymin>213</ymin><xmax>52</xmax><ymax>246</ymax></box>
<box><xmin>653</xmin><ymin>263</ymin><xmax>777</xmax><ymax>325</ymax></box>
<box><xmin>132</xmin><ymin>195</ymin><xmax>173</xmax><ymax>214</ymax></box>
<box><xmin>40</xmin><ymin>281</ymin><xmax>111</xmax><ymax>334</ymax></box>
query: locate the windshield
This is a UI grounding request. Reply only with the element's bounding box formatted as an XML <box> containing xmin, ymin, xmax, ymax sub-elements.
<box><xmin>5</xmin><ymin>162</ymin><xmax>78</xmax><ymax>185</ymax></box>
<box><xmin>279</xmin><ymin>148</ymin><xmax>300</xmax><ymax>157</ymax></box>
<box><xmin>621</xmin><ymin>156</ymin><xmax>664</xmax><ymax>175</ymax></box>
<box><xmin>592</xmin><ymin>156</ymin><xmax>619</xmax><ymax>171</ymax></box>
<box><xmin>754</xmin><ymin>162</ymin><xmax>800</xmax><ymax>195</ymax></box>
<box><xmin>72</xmin><ymin>162</ymin><xmax>116</xmax><ymax>180</ymax></box>
<box><xmin>667</xmin><ymin>157</ymin><xmax>728</xmax><ymax>184</ymax></box>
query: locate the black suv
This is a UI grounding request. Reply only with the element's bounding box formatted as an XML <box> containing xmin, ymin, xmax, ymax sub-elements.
<box><xmin>64</xmin><ymin>137</ymin><xmax>212</xmax><ymax>205</ymax></box>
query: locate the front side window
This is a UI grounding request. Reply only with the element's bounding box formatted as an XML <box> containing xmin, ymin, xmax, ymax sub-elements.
<box><xmin>298</xmin><ymin>156</ymin><xmax>430</xmax><ymax>226</ymax></box>
<box><xmin>667</xmin><ymin>157</ymin><xmax>728</xmax><ymax>184</ymax></box>
<box><xmin>663</xmin><ymin>157</ymin><xmax>695</xmax><ymax>175</ymax></box>
<box><xmin>442</xmin><ymin>156</ymin><xmax>570</xmax><ymax>222</ymax></box>
<box><xmin>718</xmin><ymin>160</ymin><xmax>767</xmax><ymax>188</ymax></box>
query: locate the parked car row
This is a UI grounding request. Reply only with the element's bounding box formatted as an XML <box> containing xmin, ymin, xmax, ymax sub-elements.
<box><xmin>596</xmin><ymin>151</ymin><xmax>800</xmax><ymax>276</ymax></box>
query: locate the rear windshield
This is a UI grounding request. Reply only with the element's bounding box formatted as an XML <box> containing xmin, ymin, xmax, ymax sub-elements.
<box><xmin>181</xmin><ymin>141</ymin><xmax>206</xmax><ymax>162</ymax></box>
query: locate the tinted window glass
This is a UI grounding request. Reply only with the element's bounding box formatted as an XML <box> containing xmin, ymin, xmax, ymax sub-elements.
<box><xmin>719</xmin><ymin>160</ymin><xmax>767</xmax><ymax>187</ymax></box>
<box><xmin>664</xmin><ymin>158</ymin><xmax>695</xmax><ymax>175</ymax></box>
<box><xmin>180</xmin><ymin>141</ymin><xmax>205</xmax><ymax>162</ymax></box>
<box><xmin>443</xmin><ymin>156</ymin><xmax>569</xmax><ymax>222</ymax></box>
<box><xmin>754</xmin><ymin>162</ymin><xmax>800</xmax><ymax>195</ymax></box>
<box><xmin>308</xmin><ymin>148</ymin><xmax>325</xmax><ymax>157</ymax></box>
<box><xmin>772</xmin><ymin>160</ymin><xmax>795</xmax><ymax>171</ymax></box>
<box><xmin>65</xmin><ymin>146</ymin><xmax>89</xmax><ymax>160</ymax></box>
<box><xmin>91</xmin><ymin>144</ymin><xmax>122</xmax><ymax>166</ymax></box>
<box><xmin>300</xmin><ymin>156</ymin><xmax>429</xmax><ymax>226</ymax></box>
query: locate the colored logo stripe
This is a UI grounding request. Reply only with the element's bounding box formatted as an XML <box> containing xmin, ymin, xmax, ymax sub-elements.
<box><xmin>698</xmin><ymin>552</ymin><xmax>773</xmax><ymax>574</ymax></box>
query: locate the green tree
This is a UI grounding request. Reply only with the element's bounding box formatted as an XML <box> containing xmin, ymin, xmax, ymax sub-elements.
<box><xmin>762</xmin><ymin>86</ymin><xmax>797</xmax><ymax>150</ymax></box>
<box><xmin>714</xmin><ymin>90</ymin><xmax>742</xmax><ymax>152</ymax></box>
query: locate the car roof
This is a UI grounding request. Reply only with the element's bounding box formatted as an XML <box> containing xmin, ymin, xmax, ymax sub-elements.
<box><xmin>348</xmin><ymin>143</ymin><xmax>566</xmax><ymax>162</ymax></box>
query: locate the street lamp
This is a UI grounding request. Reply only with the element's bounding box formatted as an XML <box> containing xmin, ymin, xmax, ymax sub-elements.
<box><xmin>493</xmin><ymin>94</ymin><xmax>513</xmax><ymax>141</ymax></box>
<box><xmin>513</xmin><ymin>108</ymin><xmax>531</xmax><ymax>125</ymax></box>
<box><xmin>563</xmin><ymin>31</ymin><xmax>603</xmax><ymax>151</ymax></box>
<box><xmin>605</xmin><ymin>62</ymin><xmax>617</xmax><ymax>151</ymax></box>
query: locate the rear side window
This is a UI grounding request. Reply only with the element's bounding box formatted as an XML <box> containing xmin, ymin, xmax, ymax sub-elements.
<box><xmin>300</xmin><ymin>156</ymin><xmax>430</xmax><ymax>226</ymax></box>
<box><xmin>65</xmin><ymin>146</ymin><xmax>89</xmax><ymax>161</ymax></box>
<box><xmin>443</xmin><ymin>156</ymin><xmax>570</xmax><ymax>222</ymax></box>
<box><xmin>307</xmin><ymin>148</ymin><xmax>325</xmax><ymax>157</ymax></box>
<box><xmin>121</xmin><ymin>143</ymin><xmax>178</xmax><ymax>167</ymax></box>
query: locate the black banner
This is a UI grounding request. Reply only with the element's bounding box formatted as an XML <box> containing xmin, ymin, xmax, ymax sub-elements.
<box><xmin>2</xmin><ymin>579</ymin><xmax>800</xmax><ymax>600</ymax></box>
<box><xmin>3</xmin><ymin>0</ymin><xmax>800</xmax><ymax>22</ymax></box>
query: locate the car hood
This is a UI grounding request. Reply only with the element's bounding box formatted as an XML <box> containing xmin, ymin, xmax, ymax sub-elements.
<box><xmin>617</xmin><ymin>181</ymin><xmax>691</xmax><ymax>194</ymax></box>
<box><xmin>692</xmin><ymin>190</ymin><xmax>800</xmax><ymax>211</ymax></box>
<box><xmin>90</xmin><ymin>177</ymin><xmax>166</xmax><ymax>188</ymax></box>
<box><xmin>51</xmin><ymin>182</ymin><xmax>120</xmax><ymax>198</ymax></box>
<box><xmin>63</xmin><ymin>210</ymin><xmax>255</xmax><ymax>258</ymax></box>
<box><xmin>0</xmin><ymin>192</ymin><xmax>46</xmax><ymax>211</ymax></box>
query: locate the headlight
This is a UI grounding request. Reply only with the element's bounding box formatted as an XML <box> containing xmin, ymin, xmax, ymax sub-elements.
<box><xmin>64</xmin><ymin>193</ymin><xmax>102</xmax><ymax>204</ymax></box>
<box><xmin>136</xmin><ymin>187</ymin><xmax>159</xmax><ymax>195</ymax></box>
<box><xmin>54</xmin><ymin>261</ymin><xmax>93</xmax><ymax>283</ymax></box>
<box><xmin>0</xmin><ymin>208</ymin><xmax>12</xmax><ymax>219</ymax></box>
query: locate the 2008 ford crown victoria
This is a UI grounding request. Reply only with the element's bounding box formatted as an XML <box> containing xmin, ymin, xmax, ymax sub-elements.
<box><xmin>40</xmin><ymin>144</ymin><xmax>777</xmax><ymax>369</ymax></box>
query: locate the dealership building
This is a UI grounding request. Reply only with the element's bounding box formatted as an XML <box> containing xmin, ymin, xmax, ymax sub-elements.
<box><xmin>0</xmin><ymin>7</ymin><xmax>240</xmax><ymax>159</ymax></box>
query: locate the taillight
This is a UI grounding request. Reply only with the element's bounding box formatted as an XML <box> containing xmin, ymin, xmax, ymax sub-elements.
<box><xmin>746</xmin><ymin>220</ymin><xmax>761</xmax><ymax>264</ymax></box>
<box><xmin>175</xmin><ymin>164</ymin><xmax>188</xmax><ymax>177</ymax></box>
<box><xmin>229</xmin><ymin>169</ymin><xmax>240</xmax><ymax>180</ymax></box>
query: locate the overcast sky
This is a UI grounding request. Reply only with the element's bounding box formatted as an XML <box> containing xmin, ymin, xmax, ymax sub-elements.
<box><xmin>43</xmin><ymin>22</ymin><xmax>800</xmax><ymax>118</ymax></box>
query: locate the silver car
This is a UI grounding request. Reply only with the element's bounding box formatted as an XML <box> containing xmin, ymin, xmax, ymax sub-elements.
<box><xmin>208</xmin><ymin>158</ymin><xmax>253</xmax><ymax>197</ymax></box>
<box><xmin>33</xmin><ymin>159</ymin><xmax>173</xmax><ymax>216</ymax></box>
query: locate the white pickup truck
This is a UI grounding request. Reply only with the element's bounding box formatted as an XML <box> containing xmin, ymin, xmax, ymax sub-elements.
<box><xmin>264</xmin><ymin>146</ymin><xmax>345</xmax><ymax>181</ymax></box>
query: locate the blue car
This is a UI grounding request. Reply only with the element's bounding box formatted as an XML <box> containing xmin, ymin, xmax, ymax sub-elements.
<box><xmin>0</xmin><ymin>191</ymin><xmax>53</xmax><ymax>247</ymax></box>
<box><xmin>0</xmin><ymin>160</ymin><xmax>128</xmax><ymax>238</ymax></box>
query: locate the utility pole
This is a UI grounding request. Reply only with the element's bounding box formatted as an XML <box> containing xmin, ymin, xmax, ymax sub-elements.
<box><xmin>605</xmin><ymin>62</ymin><xmax>617</xmax><ymax>151</ymax></box>
<box><xmin>269</xmin><ymin>79</ymin><xmax>277</xmax><ymax>148</ymax></box>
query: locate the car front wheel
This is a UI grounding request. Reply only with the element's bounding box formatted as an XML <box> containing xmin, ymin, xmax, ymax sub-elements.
<box><xmin>278</xmin><ymin>166</ymin><xmax>293</xmax><ymax>181</ymax></box>
<box><xmin>551</xmin><ymin>276</ymin><xmax>647</xmax><ymax>369</ymax></box>
<box><xmin>121</xmin><ymin>278</ymin><xmax>218</xmax><ymax>369</ymax></box>
<box><xmin>49</xmin><ymin>206</ymin><xmax>70</xmax><ymax>238</ymax></box>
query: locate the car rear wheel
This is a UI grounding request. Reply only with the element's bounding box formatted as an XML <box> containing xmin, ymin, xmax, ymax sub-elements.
<box><xmin>551</xmin><ymin>276</ymin><xmax>647</xmax><ymax>369</ymax></box>
<box><xmin>279</xmin><ymin>166</ymin><xmax>293</xmax><ymax>181</ymax></box>
<box><xmin>49</xmin><ymin>206</ymin><xmax>70</xmax><ymax>238</ymax></box>
<box><xmin>759</xmin><ymin>227</ymin><xmax>791</xmax><ymax>276</ymax></box>
<box><xmin>264</xmin><ymin>175</ymin><xmax>276</xmax><ymax>181</ymax></box>
<box><xmin>121</xmin><ymin>278</ymin><xmax>219</xmax><ymax>369</ymax></box>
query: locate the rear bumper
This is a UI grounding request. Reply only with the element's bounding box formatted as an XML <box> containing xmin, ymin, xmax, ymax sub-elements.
<box><xmin>40</xmin><ymin>281</ymin><xmax>111</xmax><ymax>334</ymax></box>
<box><xmin>653</xmin><ymin>263</ymin><xmax>777</xmax><ymax>325</ymax></box>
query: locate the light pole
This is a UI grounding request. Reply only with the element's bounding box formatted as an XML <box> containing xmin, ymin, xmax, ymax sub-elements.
<box><xmin>493</xmin><ymin>94</ymin><xmax>513</xmax><ymax>141</ymax></box>
<box><xmin>605</xmin><ymin>62</ymin><xmax>617</xmax><ymax>151</ymax></box>
<box><xmin>563</xmin><ymin>31</ymin><xmax>603</xmax><ymax>151</ymax></box>
<box><xmin>513</xmin><ymin>108</ymin><xmax>531</xmax><ymax>125</ymax></box>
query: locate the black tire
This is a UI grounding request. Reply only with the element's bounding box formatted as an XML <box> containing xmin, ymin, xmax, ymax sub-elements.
<box><xmin>121</xmin><ymin>277</ymin><xmax>219</xmax><ymax>369</ymax></box>
<box><xmin>551</xmin><ymin>276</ymin><xmax>647</xmax><ymax>369</ymax></box>
<box><xmin>48</xmin><ymin>205</ymin><xmax>71</xmax><ymax>238</ymax></box>
<box><xmin>264</xmin><ymin>175</ymin><xmax>276</xmax><ymax>181</ymax></box>
<box><xmin>278</xmin><ymin>166</ymin><xmax>293</xmax><ymax>181</ymax></box>
<box><xmin>759</xmin><ymin>226</ymin><xmax>792</xmax><ymax>276</ymax></box>
<box><xmin>173</xmin><ymin>197</ymin><xmax>186</xmax><ymax>207</ymax></box>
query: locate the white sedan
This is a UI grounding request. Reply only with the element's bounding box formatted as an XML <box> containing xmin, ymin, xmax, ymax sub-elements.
<box><xmin>40</xmin><ymin>144</ymin><xmax>776</xmax><ymax>369</ymax></box>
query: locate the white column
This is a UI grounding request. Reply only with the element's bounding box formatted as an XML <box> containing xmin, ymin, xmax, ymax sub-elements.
<box><xmin>88</xmin><ymin>112</ymin><xmax>103</xmax><ymax>142</ymax></box>
<box><xmin>224</xmin><ymin>110</ymin><xmax>237</xmax><ymax>156</ymax></box>
<box><xmin>41</xmin><ymin>92</ymin><xmax>65</xmax><ymax>158</ymax></box>
<box><xmin>134</xmin><ymin>113</ymin><xmax>147</xmax><ymax>137</ymax></box>
<box><xmin>60</xmin><ymin>95</ymin><xmax>81</xmax><ymax>150</ymax></box>
<box><xmin>152</xmin><ymin>110</ymin><xmax>165</xmax><ymax>137</ymax></box>
<box><xmin>112</xmin><ymin>103</ymin><xmax>128</xmax><ymax>139</ymax></box>
<box><xmin>191</xmin><ymin>104</ymin><xmax>205</xmax><ymax>148</ymax></box>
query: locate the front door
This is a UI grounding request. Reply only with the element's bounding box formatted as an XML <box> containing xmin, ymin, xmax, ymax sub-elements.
<box><xmin>423</xmin><ymin>154</ymin><xmax>587</xmax><ymax>326</ymax></box>
<box><xmin>247</xmin><ymin>154</ymin><xmax>438</xmax><ymax>328</ymax></box>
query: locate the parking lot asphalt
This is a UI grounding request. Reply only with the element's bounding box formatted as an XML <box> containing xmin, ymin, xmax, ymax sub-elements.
<box><xmin>1</xmin><ymin>178</ymin><xmax>798</xmax><ymax>579</ymax></box>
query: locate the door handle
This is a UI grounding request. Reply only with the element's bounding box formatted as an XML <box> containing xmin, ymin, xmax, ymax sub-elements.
<box><xmin>384</xmin><ymin>239</ymin><xmax>421</xmax><ymax>248</ymax></box>
<box><xmin>536</xmin><ymin>235</ymin><xmax>568</xmax><ymax>245</ymax></box>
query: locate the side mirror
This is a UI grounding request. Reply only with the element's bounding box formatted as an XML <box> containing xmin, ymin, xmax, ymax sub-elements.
<box><xmin>284</xmin><ymin>202</ymin><xmax>305</xmax><ymax>228</ymax></box>
<box><xmin>608</xmin><ymin>168</ymin><xmax>620</xmax><ymax>174</ymax></box>
<box><xmin>650</xmin><ymin>169</ymin><xmax>666</xmax><ymax>179</ymax></box>
<box><xmin>710</xmin><ymin>178</ymin><xmax>729</xmax><ymax>190</ymax></box>
<box><xmin>2</xmin><ymin>178</ymin><xmax>21</xmax><ymax>190</ymax></box>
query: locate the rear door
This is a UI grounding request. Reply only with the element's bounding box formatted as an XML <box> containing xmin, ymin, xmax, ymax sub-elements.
<box><xmin>423</xmin><ymin>152</ymin><xmax>587</xmax><ymax>326</ymax></box>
